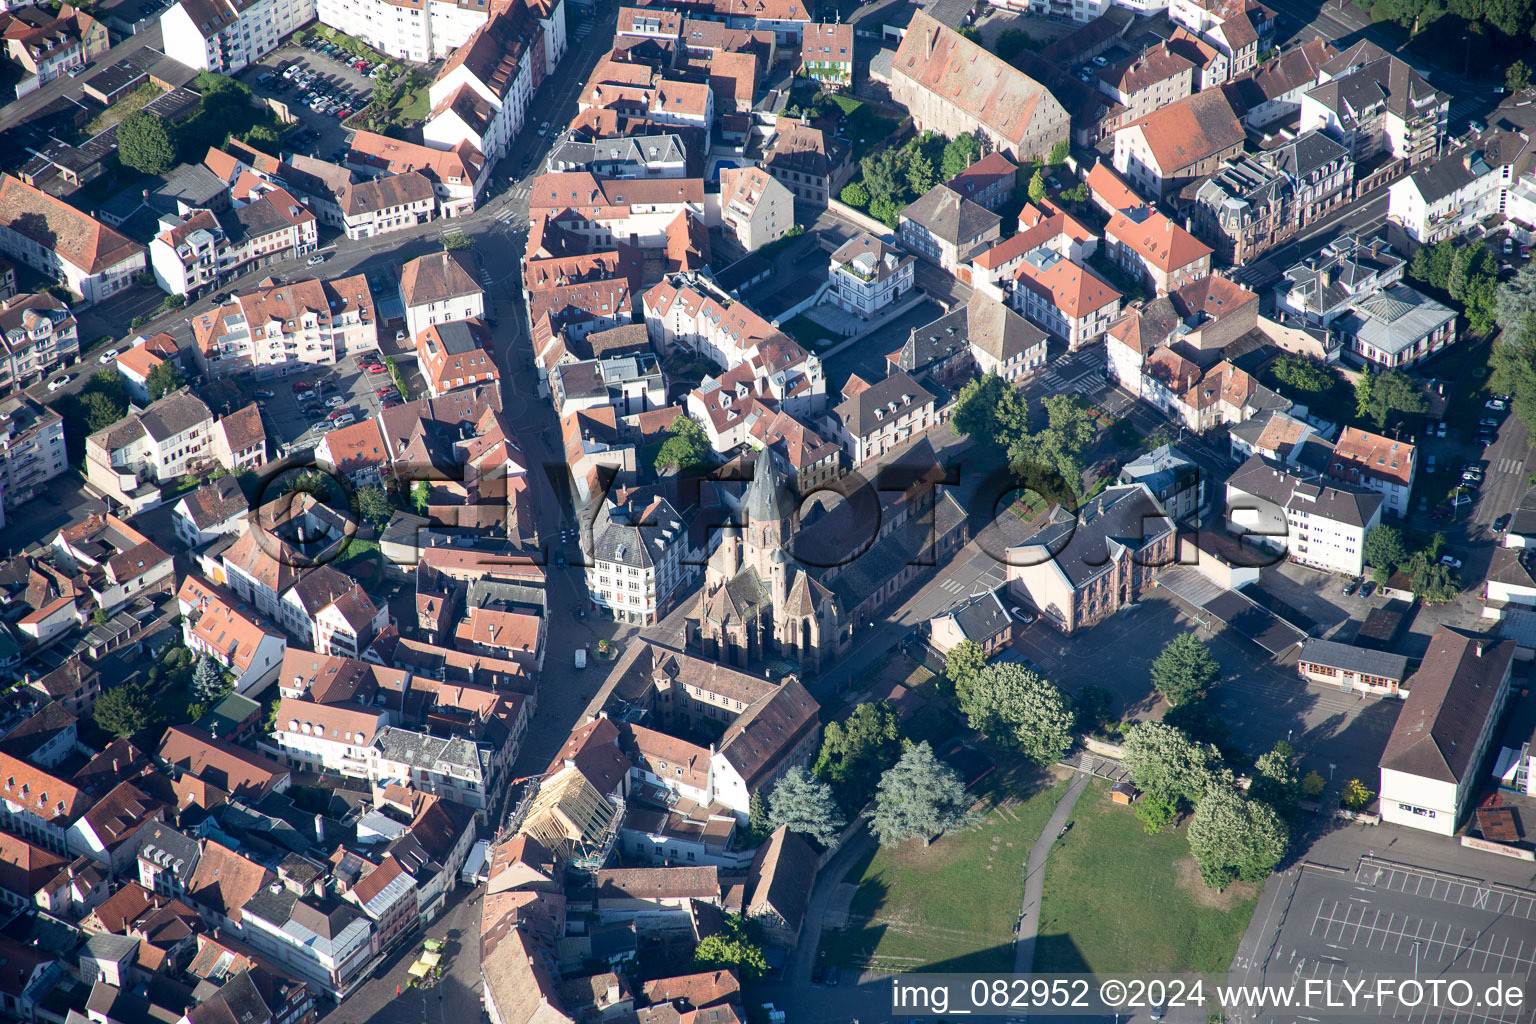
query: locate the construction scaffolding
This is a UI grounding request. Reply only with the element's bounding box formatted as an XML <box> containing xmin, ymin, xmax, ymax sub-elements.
<box><xmin>516</xmin><ymin>765</ymin><xmax>624</xmax><ymax>869</ymax></box>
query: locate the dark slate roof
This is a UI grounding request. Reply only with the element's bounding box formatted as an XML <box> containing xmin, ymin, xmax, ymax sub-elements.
<box><xmin>1017</xmin><ymin>484</ymin><xmax>1174</xmax><ymax>589</ymax></box>
<box><xmin>1299</xmin><ymin>638</ymin><xmax>1409</xmax><ymax>681</ymax></box>
<box><xmin>828</xmin><ymin>371</ymin><xmax>936</xmax><ymax>440</ymax></box>
<box><xmin>592</xmin><ymin>495</ymin><xmax>685</xmax><ymax>569</ymax></box>
<box><xmin>1225</xmin><ymin>454</ymin><xmax>1382</xmax><ymax>528</ymax></box>
<box><xmin>945</xmin><ymin>589</ymin><xmax>1011</xmax><ymax>643</ymax></box>
<box><xmin>1269</xmin><ymin>129</ymin><xmax>1350</xmax><ymax>181</ymax></box>
<box><xmin>139</xmin><ymin>390</ymin><xmax>213</xmax><ymax>442</ymax></box>
<box><xmin>1380</xmin><ymin>628</ymin><xmax>1513</xmax><ymax>784</ymax></box>
<box><xmin>1511</xmin><ymin>486</ymin><xmax>1536</xmax><ymax>539</ymax></box>
<box><xmin>742</xmin><ymin>445</ymin><xmax>795</xmax><ymax>525</ymax></box>
<box><xmin>899</xmin><ymin>184</ymin><xmax>1000</xmax><ymax>245</ymax></box>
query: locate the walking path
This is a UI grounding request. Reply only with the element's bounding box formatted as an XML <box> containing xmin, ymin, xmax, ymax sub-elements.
<box><xmin>1013</xmin><ymin>770</ymin><xmax>1092</xmax><ymax>973</ymax></box>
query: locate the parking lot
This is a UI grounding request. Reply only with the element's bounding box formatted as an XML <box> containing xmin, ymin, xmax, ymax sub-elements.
<box><xmin>253</xmin><ymin>353</ymin><xmax>404</xmax><ymax>452</ymax></box>
<box><xmin>247</xmin><ymin>43</ymin><xmax>382</xmax><ymax>164</ymax></box>
<box><xmin>1247</xmin><ymin>860</ymin><xmax>1536</xmax><ymax>1024</ymax></box>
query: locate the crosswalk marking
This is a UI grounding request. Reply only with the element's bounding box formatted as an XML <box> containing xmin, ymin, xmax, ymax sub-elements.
<box><xmin>1036</xmin><ymin>370</ymin><xmax>1108</xmax><ymax>396</ymax></box>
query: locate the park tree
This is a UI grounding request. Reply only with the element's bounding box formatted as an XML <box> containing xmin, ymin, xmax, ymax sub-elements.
<box><xmin>1508</xmin><ymin>60</ymin><xmax>1532</xmax><ymax>93</ymax></box>
<box><xmin>1250</xmin><ymin>741</ymin><xmax>1299</xmax><ymax>820</ymax></box>
<box><xmin>1149</xmin><ymin>633</ymin><xmax>1220</xmax><ymax>706</ymax></box>
<box><xmin>1007</xmin><ymin>393</ymin><xmax>1097</xmax><ymax>494</ymax></box>
<box><xmin>960</xmin><ymin>662</ymin><xmax>1074</xmax><ymax>765</ymax></box>
<box><xmin>1354</xmin><ymin>368</ymin><xmax>1427</xmax><ymax>428</ymax></box>
<box><xmin>839</xmin><ymin>180</ymin><xmax>869</xmax><ymax>208</ymax></box>
<box><xmin>814</xmin><ymin>700</ymin><xmax>902</xmax><ymax>812</ymax></box>
<box><xmin>1187</xmin><ymin>786</ymin><xmax>1290</xmax><ymax>889</ymax></box>
<box><xmin>1027</xmin><ymin>168</ymin><xmax>1047</xmax><ymax>204</ymax></box>
<box><xmin>1363</xmin><ymin>524</ymin><xmax>1408</xmax><ymax>582</ymax></box>
<box><xmin>871</xmin><ymin>741</ymin><xmax>975</xmax><ymax>848</ymax></box>
<box><xmin>118</xmin><ymin>111</ymin><xmax>176</xmax><ymax>174</ymax></box>
<box><xmin>1121</xmin><ymin>720</ymin><xmax>1226</xmax><ymax>809</ymax></box>
<box><xmin>1134</xmin><ymin>793</ymin><xmax>1178</xmax><ymax>835</ymax></box>
<box><xmin>1300</xmin><ymin>770</ymin><xmax>1326</xmax><ymax>799</ymax></box>
<box><xmin>943</xmin><ymin>638</ymin><xmax>987</xmax><ymax>704</ymax></box>
<box><xmin>951</xmin><ymin>372</ymin><xmax>1029</xmax><ymax>453</ymax></box>
<box><xmin>693</xmin><ymin>916</ymin><xmax>769</xmax><ymax>981</ymax></box>
<box><xmin>767</xmin><ymin>766</ymin><xmax>846</xmax><ymax>847</ymax></box>
<box><xmin>1340</xmin><ymin>778</ymin><xmax>1375</xmax><ymax>811</ymax></box>
<box><xmin>146</xmin><ymin>360</ymin><xmax>185</xmax><ymax>401</ymax></box>
<box><xmin>653</xmin><ymin>415</ymin><xmax>708</xmax><ymax>474</ymax></box>
<box><xmin>1269</xmin><ymin>353</ymin><xmax>1334</xmax><ymax>394</ymax></box>
<box><xmin>1072</xmin><ymin>685</ymin><xmax>1115</xmax><ymax>735</ymax></box>
<box><xmin>939</xmin><ymin>132</ymin><xmax>980</xmax><ymax>180</ymax></box>
<box><xmin>356</xmin><ymin>484</ymin><xmax>394</xmax><ymax>531</ymax></box>
<box><xmin>95</xmin><ymin>682</ymin><xmax>153</xmax><ymax>738</ymax></box>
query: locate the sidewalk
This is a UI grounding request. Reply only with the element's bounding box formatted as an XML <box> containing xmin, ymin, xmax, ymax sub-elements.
<box><xmin>1013</xmin><ymin>770</ymin><xmax>1091</xmax><ymax>973</ymax></box>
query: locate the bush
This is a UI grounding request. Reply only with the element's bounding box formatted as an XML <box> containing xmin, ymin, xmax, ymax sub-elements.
<box><xmin>840</xmin><ymin>180</ymin><xmax>869</xmax><ymax>208</ymax></box>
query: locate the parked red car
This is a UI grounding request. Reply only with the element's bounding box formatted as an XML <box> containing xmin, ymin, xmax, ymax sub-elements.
<box><xmin>366</xmin><ymin>364</ymin><xmax>388</xmax><ymax>374</ymax></box>
<box><xmin>291</xmin><ymin>380</ymin><xmax>312</xmax><ymax>392</ymax></box>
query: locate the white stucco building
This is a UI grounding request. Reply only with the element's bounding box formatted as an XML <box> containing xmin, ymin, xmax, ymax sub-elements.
<box><xmin>1379</xmin><ymin>628</ymin><xmax>1513</xmax><ymax>836</ymax></box>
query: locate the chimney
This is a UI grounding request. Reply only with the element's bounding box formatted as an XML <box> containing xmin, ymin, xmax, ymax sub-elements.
<box><xmin>1475</xmin><ymin>641</ymin><xmax>1485</xmax><ymax>658</ymax></box>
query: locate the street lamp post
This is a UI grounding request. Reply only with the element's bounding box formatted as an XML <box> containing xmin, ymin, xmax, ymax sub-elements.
<box><xmin>1463</xmin><ymin>35</ymin><xmax>1471</xmax><ymax>76</ymax></box>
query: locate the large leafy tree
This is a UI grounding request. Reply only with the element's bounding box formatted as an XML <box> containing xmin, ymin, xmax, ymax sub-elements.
<box><xmin>1269</xmin><ymin>354</ymin><xmax>1334</xmax><ymax>394</ymax></box>
<box><xmin>356</xmin><ymin>484</ymin><xmax>394</xmax><ymax>531</ymax></box>
<box><xmin>82</xmin><ymin>392</ymin><xmax>125</xmax><ymax>433</ymax></box>
<box><xmin>813</xmin><ymin>700</ymin><xmax>901</xmax><ymax>812</ymax></box>
<box><xmin>118</xmin><ymin>111</ymin><xmax>176</xmax><ymax>174</ymax></box>
<box><xmin>1497</xmin><ymin>264</ymin><xmax>1536</xmax><ymax>335</ymax></box>
<box><xmin>693</xmin><ymin>915</ymin><xmax>769</xmax><ymax>980</ymax></box>
<box><xmin>1149</xmin><ymin>633</ymin><xmax>1220</xmax><ymax>706</ymax></box>
<box><xmin>1363</xmin><ymin>524</ymin><xmax>1408</xmax><ymax>582</ymax></box>
<box><xmin>960</xmin><ymin>662</ymin><xmax>1074</xmax><ymax>765</ymax></box>
<box><xmin>1187</xmin><ymin>786</ymin><xmax>1289</xmax><ymax>889</ymax></box>
<box><xmin>653</xmin><ymin>415</ymin><xmax>708</xmax><ymax>474</ymax></box>
<box><xmin>95</xmin><ymin>682</ymin><xmax>153</xmax><ymax>738</ymax></box>
<box><xmin>950</xmin><ymin>372</ymin><xmax>1029</xmax><ymax>452</ymax></box>
<box><xmin>943</xmin><ymin>638</ymin><xmax>987</xmax><ymax>705</ymax></box>
<box><xmin>1249</xmin><ymin>741</ymin><xmax>1299</xmax><ymax>820</ymax></box>
<box><xmin>1354</xmin><ymin>368</ymin><xmax>1427</xmax><ymax>429</ymax></box>
<box><xmin>939</xmin><ymin>132</ymin><xmax>980</xmax><ymax>180</ymax></box>
<box><xmin>1027</xmin><ymin>168</ymin><xmax>1047</xmax><ymax>203</ymax></box>
<box><xmin>146</xmin><ymin>360</ymin><xmax>185</xmax><ymax>401</ymax></box>
<box><xmin>871</xmin><ymin>741</ymin><xmax>975</xmax><ymax>848</ymax></box>
<box><xmin>1490</xmin><ymin>313</ymin><xmax>1536</xmax><ymax>430</ymax></box>
<box><xmin>767</xmin><ymin>766</ymin><xmax>846</xmax><ymax>847</ymax></box>
<box><xmin>1121</xmin><ymin>721</ymin><xmax>1226</xmax><ymax>809</ymax></box>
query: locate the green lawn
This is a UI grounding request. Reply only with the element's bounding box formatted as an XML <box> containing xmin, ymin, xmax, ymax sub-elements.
<box><xmin>1034</xmin><ymin>779</ymin><xmax>1259</xmax><ymax>975</ymax></box>
<box><xmin>780</xmin><ymin>314</ymin><xmax>836</xmax><ymax>351</ymax></box>
<box><xmin>821</xmin><ymin>774</ymin><xmax>1067</xmax><ymax>973</ymax></box>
